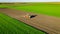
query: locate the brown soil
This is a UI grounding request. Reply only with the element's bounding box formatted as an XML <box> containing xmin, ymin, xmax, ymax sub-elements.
<box><xmin>0</xmin><ymin>8</ymin><xmax>60</xmax><ymax>34</ymax></box>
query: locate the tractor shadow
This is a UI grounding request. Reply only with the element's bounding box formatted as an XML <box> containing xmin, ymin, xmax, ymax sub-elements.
<box><xmin>30</xmin><ymin>15</ymin><xmax>37</xmax><ymax>18</ymax></box>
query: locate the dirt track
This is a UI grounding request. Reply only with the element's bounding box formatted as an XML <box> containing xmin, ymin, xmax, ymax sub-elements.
<box><xmin>0</xmin><ymin>9</ymin><xmax>60</xmax><ymax>34</ymax></box>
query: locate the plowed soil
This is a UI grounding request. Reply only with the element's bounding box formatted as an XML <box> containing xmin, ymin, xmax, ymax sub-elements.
<box><xmin>0</xmin><ymin>8</ymin><xmax>60</xmax><ymax>34</ymax></box>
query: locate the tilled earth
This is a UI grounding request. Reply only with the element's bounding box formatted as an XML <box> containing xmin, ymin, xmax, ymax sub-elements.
<box><xmin>0</xmin><ymin>8</ymin><xmax>60</xmax><ymax>34</ymax></box>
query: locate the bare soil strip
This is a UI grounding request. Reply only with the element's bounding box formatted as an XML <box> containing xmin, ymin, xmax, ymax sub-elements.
<box><xmin>0</xmin><ymin>9</ymin><xmax>60</xmax><ymax>34</ymax></box>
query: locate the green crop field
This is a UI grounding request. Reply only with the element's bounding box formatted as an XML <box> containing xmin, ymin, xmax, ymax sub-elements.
<box><xmin>0</xmin><ymin>13</ymin><xmax>46</xmax><ymax>34</ymax></box>
<box><xmin>12</xmin><ymin>3</ymin><xmax>60</xmax><ymax>17</ymax></box>
<box><xmin>0</xmin><ymin>3</ymin><xmax>59</xmax><ymax>17</ymax></box>
<box><xmin>0</xmin><ymin>3</ymin><xmax>60</xmax><ymax>17</ymax></box>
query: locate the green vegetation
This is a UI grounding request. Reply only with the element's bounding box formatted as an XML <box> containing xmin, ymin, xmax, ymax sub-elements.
<box><xmin>0</xmin><ymin>3</ymin><xmax>60</xmax><ymax>17</ymax></box>
<box><xmin>0</xmin><ymin>13</ymin><xmax>46</xmax><ymax>34</ymax></box>
<box><xmin>12</xmin><ymin>3</ymin><xmax>60</xmax><ymax>17</ymax></box>
<box><xmin>0</xmin><ymin>3</ymin><xmax>59</xmax><ymax>17</ymax></box>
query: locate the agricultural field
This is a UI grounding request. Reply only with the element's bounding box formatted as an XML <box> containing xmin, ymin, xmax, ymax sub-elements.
<box><xmin>0</xmin><ymin>2</ymin><xmax>60</xmax><ymax>34</ymax></box>
<box><xmin>12</xmin><ymin>3</ymin><xmax>60</xmax><ymax>17</ymax></box>
<box><xmin>0</xmin><ymin>3</ymin><xmax>60</xmax><ymax>17</ymax></box>
<box><xmin>0</xmin><ymin>13</ymin><xmax>46</xmax><ymax>34</ymax></box>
